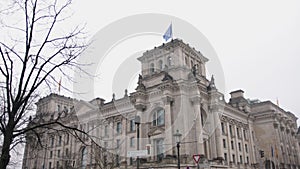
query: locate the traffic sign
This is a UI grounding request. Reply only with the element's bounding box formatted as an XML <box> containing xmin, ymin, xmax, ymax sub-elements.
<box><xmin>127</xmin><ymin>150</ymin><xmax>148</xmax><ymax>157</ymax></box>
<box><xmin>193</xmin><ymin>154</ymin><xmax>201</xmax><ymax>163</ymax></box>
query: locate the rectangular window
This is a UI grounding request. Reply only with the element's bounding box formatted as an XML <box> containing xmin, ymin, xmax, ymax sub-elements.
<box><xmin>50</xmin><ymin>137</ymin><xmax>54</xmax><ymax>147</ymax></box>
<box><xmin>56</xmin><ymin>161</ymin><xmax>59</xmax><ymax>169</ymax></box>
<box><xmin>223</xmin><ymin>139</ymin><xmax>226</xmax><ymax>148</ymax></box>
<box><xmin>130</xmin><ymin>119</ymin><xmax>135</xmax><ymax>131</ymax></box>
<box><xmin>231</xmin><ymin>141</ymin><xmax>234</xmax><ymax>150</ymax></box>
<box><xmin>105</xmin><ymin>125</ymin><xmax>108</xmax><ymax>136</ymax></box>
<box><xmin>240</xmin><ymin>155</ymin><xmax>243</xmax><ymax>163</ymax></box>
<box><xmin>229</xmin><ymin>125</ymin><xmax>233</xmax><ymax>136</ymax></box>
<box><xmin>65</xmin><ymin>134</ymin><xmax>69</xmax><ymax>145</ymax></box>
<box><xmin>57</xmin><ymin>149</ymin><xmax>60</xmax><ymax>158</ymax></box>
<box><xmin>66</xmin><ymin>148</ymin><xmax>69</xmax><ymax>157</ymax></box>
<box><xmin>130</xmin><ymin>137</ymin><xmax>135</xmax><ymax>147</ymax></box>
<box><xmin>50</xmin><ymin>151</ymin><xmax>53</xmax><ymax>158</ymax></box>
<box><xmin>232</xmin><ymin>154</ymin><xmax>236</xmax><ymax>164</ymax></box>
<box><xmin>237</xmin><ymin>128</ymin><xmax>240</xmax><ymax>138</ymax></box>
<box><xmin>48</xmin><ymin>162</ymin><xmax>52</xmax><ymax>169</ymax></box>
<box><xmin>221</xmin><ymin>122</ymin><xmax>225</xmax><ymax>134</ymax></box>
<box><xmin>224</xmin><ymin>153</ymin><xmax>227</xmax><ymax>162</ymax></box>
<box><xmin>246</xmin><ymin>156</ymin><xmax>249</xmax><ymax>164</ymax></box>
<box><xmin>243</xmin><ymin>129</ymin><xmax>247</xmax><ymax>140</ymax></box>
<box><xmin>58</xmin><ymin>136</ymin><xmax>62</xmax><ymax>146</ymax></box>
<box><xmin>116</xmin><ymin>122</ymin><xmax>122</xmax><ymax>134</ymax></box>
<box><xmin>245</xmin><ymin>144</ymin><xmax>248</xmax><ymax>153</ymax></box>
<box><xmin>238</xmin><ymin>142</ymin><xmax>241</xmax><ymax>151</ymax></box>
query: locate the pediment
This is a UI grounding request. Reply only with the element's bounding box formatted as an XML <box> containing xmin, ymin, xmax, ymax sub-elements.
<box><xmin>148</xmin><ymin>126</ymin><xmax>165</xmax><ymax>137</ymax></box>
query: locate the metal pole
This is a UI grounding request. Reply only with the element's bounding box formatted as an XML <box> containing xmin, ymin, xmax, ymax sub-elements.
<box><xmin>177</xmin><ymin>142</ymin><xmax>180</xmax><ymax>169</ymax></box>
<box><xmin>137</xmin><ymin>123</ymin><xmax>140</xmax><ymax>169</ymax></box>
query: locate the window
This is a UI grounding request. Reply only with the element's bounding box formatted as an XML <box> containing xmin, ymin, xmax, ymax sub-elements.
<box><xmin>150</xmin><ymin>63</ymin><xmax>155</xmax><ymax>73</ymax></box>
<box><xmin>244</xmin><ymin>129</ymin><xmax>248</xmax><ymax>140</ymax></box>
<box><xmin>153</xmin><ymin>109</ymin><xmax>165</xmax><ymax>126</ymax></box>
<box><xmin>238</xmin><ymin>142</ymin><xmax>241</xmax><ymax>151</ymax></box>
<box><xmin>104</xmin><ymin>125</ymin><xmax>108</xmax><ymax>136</ymax></box>
<box><xmin>237</xmin><ymin>128</ymin><xmax>240</xmax><ymax>138</ymax></box>
<box><xmin>240</xmin><ymin>155</ymin><xmax>243</xmax><ymax>164</ymax></box>
<box><xmin>221</xmin><ymin>122</ymin><xmax>225</xmax><ymax>134</ymax></box>
<box><xmin>130</xmin><ymin>137</ymin><xmax>135</xmax><ymax>147</ymax></box>
<box><xmin>66</xmin><ymin>148</ymin><xmax>69</xmax><ymax>157</ymax></box>
<box><xmin>158</xmin><ymin>60</ymin><xmax>163</xmax><ymax>70</ymax></box>
<box><xmin>229</xmin><ymin>125</ymin><xmax>233</xmax><ymax>136</ymax></box>
<box><xmin>57</xmin><ymin>149</ymin><xmax>61</xmax><ymax>158</ymax></box>
<box><xmin>58</xmin><ymin>135</ymin><xmax>62</xmax><ymax>146</ymax></box>
<box><xmin>245</xmin><ymin>144</ymin><xmax>248</xmax><ymax>153</ymax></box>
<box><xmin>115</xmin><ymin>154</ymin><xmax>120</xmax><ymax>166</ymax></box>
<box><xmin>50</xmin><ymin>137</ymin><xmax>54</xmax><ymax>147</ymax></box>
<box><xmin>48</xmin><ymin>162</ymin><xmax>52</xmax><ymax>169</ymax></box>
<box><xmin>130</xmin><ymin>119</ymin><xmax>135</xmax><ymax>132</ymax></box>
<box><xmin>231</xmin><ymin>141</ymin><xmax>234</xmax><ymax>150</ymax></box>
<box><xmin>224</xmin><ymin>153</ymin><xmax>227</xmax><ymax>162</ymax></box>
<box><xmin>246</xmin><ymin>156</ymin><xmax>249</xmax><ymax>164</ymax></box>
<box><xmin>56</xmin><ymin>161</ymin><xmax>59</xmax><ymax>169</ymax></box>
<box><xmin>223</xmin><ymin>139</ymin><xmax>226</xmax><ymax>148</ymax></box>
<box><xmin>81</xmin><ymin>147</ymin><xmax>87</xmax><ymax>169</ymax></box>
<box><xmin>185</xmin><ymin>57</ymin><xmax>188</xmax><ymax>65</ymax></box>
<box><xmin>232</xmin><ymin>154</ymin><xmax>236</xmax><ymax>163</ymax></box>
<box><xmin>191</xmin><ymin>60</ymin><xmax>194</xmax><ymax>67</ymax></box>
<box><xmin>156</xmin><ymin>139</ymin><xmax>164</xmax><ymax>161</ymax></box>
<box><xmin>57</xmin><ymin>105</ymin><xmax>61</xmax><ymax>112</ymax></box>
<box><xmin>50</xmin><ymin>151</ymin><xmax>53</xmax><ymax>158</ymax></box>
<box><xmin>116</xmin><ymin>122</ymin><xmax>122</xmax><ymax>134</ymax></box>
<box><xmin>65</xmin><ymin>134</ymin><xmax>69</xmax><ymax>145</ymax></box>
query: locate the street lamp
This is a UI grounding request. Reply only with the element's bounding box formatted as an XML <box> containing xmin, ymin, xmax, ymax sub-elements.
<box><xmin>135</xmin><ymin>115</ymin><xmax>141</xmax><ymax>169</ymax></box>
<box><xmin>173</xmin><ymin>130</ymin><xmax>182</xmax><ymax>169</ymax></box>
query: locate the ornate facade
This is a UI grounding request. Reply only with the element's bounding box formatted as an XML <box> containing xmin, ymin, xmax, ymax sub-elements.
<box><xmin>22</xmin><ymin>39</ymin><xmax>300</xmax><ymax>169</ymax></box>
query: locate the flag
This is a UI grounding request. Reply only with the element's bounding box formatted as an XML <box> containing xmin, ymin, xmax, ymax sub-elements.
<box><xmin>163</xmin><ymin>23</ymin><xmax>172</xmax><ymax>41</ymax></box>
<box><xmin>58</xmin><ymin>77</ymin><xmax>62</xmax><ymax>93</ymax></box>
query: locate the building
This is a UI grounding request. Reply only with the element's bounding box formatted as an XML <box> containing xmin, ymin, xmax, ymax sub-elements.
<box><xmin>22</xmin><ymin>39</ymin><xmax>300</xmax><ymax>169</ymax></box>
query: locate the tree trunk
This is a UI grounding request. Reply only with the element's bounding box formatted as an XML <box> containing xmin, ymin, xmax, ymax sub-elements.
<box><xmin>0</xmin><ymin>124</ymin><xmax>14</xmax><ymax>169</ymax></box>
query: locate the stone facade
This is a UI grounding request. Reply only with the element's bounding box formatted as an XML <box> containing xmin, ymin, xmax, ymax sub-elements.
<box><xmin>22</xmin><ymin>39</ymin><xmax>299</xmax><ymax>169</ymax></box>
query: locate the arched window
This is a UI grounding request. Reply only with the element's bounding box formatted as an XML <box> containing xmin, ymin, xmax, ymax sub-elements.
<box><xmin>150</xmin><ymin>63</ymin><xmax>155</xmax><ymax>73</ymax></box>
<box><xmin>81</xmin><ymin>147</ymin><xmax>87</xmax><ymax>169</ymax></box>
<box><xmin>152</xmin><ymin>109</ymin><xmax>165</xmax><ymax>126</ymax></box>
<box><xmin>158</xmin><ymin>60</ymin><xmax>163</xmax><ymax>70</ymax></box>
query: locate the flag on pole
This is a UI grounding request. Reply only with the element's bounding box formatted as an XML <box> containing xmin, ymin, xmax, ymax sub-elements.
<box><xmin>163</xmin><ymin>23</ymin><xmax>173</xmax><ymax>41</ymax></box>
<box><xmin>58</xmin><ymin>77</ymin><xmax>62</xmax><ymax>94</ymax></box>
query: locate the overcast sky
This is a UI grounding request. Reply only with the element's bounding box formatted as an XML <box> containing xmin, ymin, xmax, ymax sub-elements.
<box><xmin>65</xmin><ymin>1</ymin><xmax>300</xmax><ymax>125</ymax></box>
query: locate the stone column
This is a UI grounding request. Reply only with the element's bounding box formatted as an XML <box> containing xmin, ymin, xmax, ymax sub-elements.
<box><xmin>213</xmin><ymin>109</ymin><xmax>223</xmax><ymax>159</ymax></box>
<box><xmin>163</xmin><ymin>96</ymin><xmax>173</xmax><ymax>156</ymax></box>
<box><xmin>191</xmin><ymin>96</ymin><xmax>204</xmax><ymax>155</ymax></box>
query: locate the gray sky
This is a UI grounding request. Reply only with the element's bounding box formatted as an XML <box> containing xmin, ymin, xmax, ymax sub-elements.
<box><xmin>68</xmin><ymin>1</ymin><xmax>300</xmax><ymax>125</ymax></box>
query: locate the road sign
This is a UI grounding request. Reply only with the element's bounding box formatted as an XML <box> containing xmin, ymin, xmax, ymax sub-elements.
<box><xmin>193</xmin><ymin>154</ymin><xmax>201</xmax><ymax>163</ymax></box>
<box><xmin>127</xmin><ymin>150</ymin><xmax>148</xmax><ymax>157</ymax></box>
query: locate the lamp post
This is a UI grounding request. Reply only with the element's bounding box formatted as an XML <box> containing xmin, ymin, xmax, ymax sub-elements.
<box><xmin>135</xmin><ymin>115</ymin><xmax>141</xmax><ymax>169</ymax></box>
<box><xmin>174</xmin><ymin>130</ymin><xmax>182</xmax><ymax>169</ymax></box>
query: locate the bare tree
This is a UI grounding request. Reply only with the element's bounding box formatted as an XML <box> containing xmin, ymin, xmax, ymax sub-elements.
<box><xmin>0</xmin><ymin>0</ymin><xmax>89</xmax><ymax>168</ymax></box>
<box><xmin>91</xmin><ymin>142</ymin><xmax>120</xmax><ymax>169</ymax></box>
